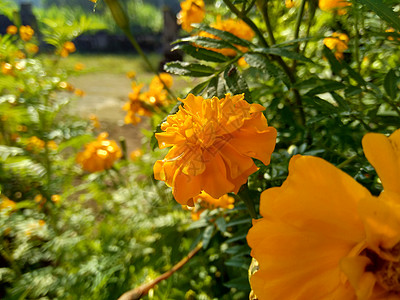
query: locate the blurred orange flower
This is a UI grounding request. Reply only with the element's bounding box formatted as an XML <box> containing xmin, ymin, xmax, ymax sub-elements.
<box><xmin>60</xmin><ymin>41</ymin><xmax>76</xmax><ymax>57</ymax></box>
<box><xmin>26</xmin><ymin>43</ymin><xmax>39</xmax><ymax>54</ymax></box>
<box><xmin>154</xmin><ymin>93</ymin><xmax>277</xmax><ymax>206</ymax></box>
<box><xmin>123</xmin><ymin>82</ymin><xmax>152</xmax><ymax>125</ymax></box>
<box><xmin>385</xmin><ymin>28</ymin><xmax>400</xmax><ymax>41</ymax></box>
<box><xmin>76</xmin><ymin>132</ymin><xmax>122</xmax><ymax>172</ymax></box>
<box><xmin>26</xmin><ymin>136</ymin><xmax>45</xmax><ymax>152</ymax></box>
<box><xmin>324</xmin><ymin>32</ymin><xmax>349</xmax><ymax>60</ymax></box>
<box><xmin>74</xmin><ymin>62</ymin><xmax>85</xmax><ymax>71</ymax></box>
<box><xmin>247</xmin><ymin>129</ymin><xmax>400</xmax><ymax>300</ymax></box>
<box><xmin>1</xmin><ymin>62</ymin><xmax>13</xmax><ymax>75</ymax></box>
<box><xmin>6</xmin><ymin>25</ymin><xmax>18</xmax><ymax>35</ymax></box>
<box><xmin>19</xmin><ymin>25</ymin><xmax>34</xmax><ymax>41</ymax></box>
<box><xmin>89</xmin><ymin>114</ymin><xmax>100</xmax><ymax>128</ymax></box>
<box><xmin>51</xmin><ymin>194</ymin><xmax>61</xmax><ymax>203</ymax></box>
<box><xmin>178</xmin><ymin>0</ymin><xmax>205</xmax><ymax>32</ymax></box>
<box><xmin>198</xmin><ymin>16</ymin><xmax>255</xmax><ymax>57</ymax></box>
<box><xmin>130</xmin><ymin>148</ymin><xmax>143</xmax><ymax>161</ymax></box>
<box><xmin>0</xmin><ymin>196</ymin><xmax>17</xmax><ymax>211</ymax></box>
<box><xmin>149</xmin><ymin>73</ymin><xmax>173</xmax><ymax>90</ymax></box>
<box><xmin>74</xmin><ymin>88</ymin><xmax>85</xmax><ymax>97</ymax></box>
<box><xmin>319</xmin><ymin>0</ymin><xmax>351</xmax><ymax>15</ymax></box>
<box><xmin>126</xmin><ymin>70</ymin><xmax>136</xmax><ymax>79</ymax></box>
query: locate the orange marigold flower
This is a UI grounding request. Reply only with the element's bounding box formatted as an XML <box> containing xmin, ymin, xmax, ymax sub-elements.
<box><xmin>89</xmin><ymin>113</ymin><xmax>101</xmax><ymax>129</ymax></box>
<box><xmin>154</xmin><ymin>93</ymin><xmax>277</xmax><ymax>206</ymax></box>
<box><xmin>177</xmin><ymin>0</ymin><xmax>205</xmax><ymax>32</ymax></box>
<box><xmin>19</xmin><ymin>25</ymin><xmax>34</xmax><ymax>41</ymax></box>
<box><xmin>1</xmin><ymin>62</ymin><xmax>13</xmax><ymax>75</ymax></box>
<box><xmin>26</xmin><ymin>43</ymin><xmax>39</xmax><ymax>54</ymax></box>
<box><xmin>123</xmin><ymin>83</ymin><xmax>152</xmax><ymax>125</ymax></box>
<box><xmin>194</xmin><ymin>191</ymin><xmax>235</xmax><ymax>210</ymax></box>
<box><xmin>60</xmin><ymin>41</ymin><xmax>76</xmax><ymax>57</ymax></box>
<box><xmin>130</xmin><ymin>148</ymin><xmax>143</xmax><ymax>161</ymax></box>
<box><xmin>6</xmin><ymin>25</ymin><xmax>18</xmax><ymax>35</ymax></box>
<box><xmin>51</xmin><ymin>194</ymin><xmax>61</xmax><ymax>203</ymax></box>
<box><xmin>126</xmin><ymin>70</ymin><xmax>136</xmax><ymax>79</ymax></box>
<box><xmin>285</xmin><ymin>0</ymin><xmax>296</xmax><ymax>8</ymax></box>
<box><xmin>26</xmin><ymin>136</ymin><xmax>45</xmax><ymax>152</ymax></box>
<box><xmin>0</xmin><ymin>196</ymin><xmax>17</xmax><ymax>211</ymax></box>
<box><xmin>15</xmin><ymin>50</ymin><xmax>26</xmax><ymax>59</ymax></box>
<box><xmin>319</xmin><ymin>0</ymin><xmax>351</xmax><ymax>15</ymax></box>
<box><xmin>48</xmin><ymin>140</ymin><xmax>58</xmax><ymax>150</ymax></box>
<box><xmin>149</xmin><ymin>73</ymin><xmax>173</xmax><ymax>90</ymax></box>
<box><xmin>74</xmin><ymin>88</ymin><xmax>85</xmax><ymax>97</ymax></box>
<box><xmin>74</xmin><ymin>62</ymin><xmax>85</xmax><ymax>71</ymax></box>
<box><xmin>76</xmin><ymin>132</ymin><xmax>122</xmax><ymax>172</ymax></box>
<box><xmin>198</xmin><ymin>16</ymin><xmax>255</xmax><ymax>57</ymax></box>
<box><xmin>324</xmin><ymin>32</ymin><xmax>349</xmax><ymax>60</ymax></box>
<box><xmin>247</xmin><ymin>129</ymin><xmax>400</xmax><ymax>300</ymax></box>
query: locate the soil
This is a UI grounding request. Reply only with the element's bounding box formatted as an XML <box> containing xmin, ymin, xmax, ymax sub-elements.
<box><xmin>67</xmin><ymin>73</ymin><xmax>150</xmax><ymax>153</ymax></box>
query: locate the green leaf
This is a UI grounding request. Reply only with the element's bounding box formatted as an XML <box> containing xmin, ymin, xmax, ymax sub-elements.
<box><xmin>202</xmin><ymin>224</ymin><xmax>214</xmax><ymax>249</ymax></box>
<box><xmin>224</xmin><ymin>255</ymin><xmax>250</xmax><ymax>270</ymax></box>
<box><xmin>244</xmin><ymin>53</ymin><xmax>291</xmax><ymax>87</ymax></box>
<box><xmin>172</xmin><ymin>43</ymin><xmax>229</xmax><ymax>63</ymax></box>
<box><xmin>254</xmin><ymin>47</ymin><xmax>314</xmax><ymax>63</ymax></box>
<box><xmin>322</xmin><ymin>46</ymin><xmax>342</xmax><ymax>74</ymax></box>
<box><xmin>355</xmin><ymin>0</ymin><xmax>400</xmax><ymax>32</ymax></box>
<box><xmin>174</xmin><ymin>36</ymin><xmax>239</xmax><ymax>51</ymax></box>
<box><xmin>305</xmin><ymin>81</ymin><xmax>346</xmax><ymax>96</ymax></box>
<box><xmin>223</xmin><ymin>276</ymin><xmax>250</xmax><ymax>290</ymax></box>
<box><xmin>223</xmin><ymin>65</ymin><xmax>252</xmax><ymax>102</ymax></box>
<box><xmin>384</xmin><ymin>69</ymin><xmax>399</xmax><ymax>100</ymax></box>
<box><xmin>194</xmin><ymin>24</ymin><xmax>254</xmax><ymax>48</ymax></box>
<box><xmin>205</xmin><ymin>76</ymin><xmax>219</xmax><ymax>98</ymax></box>
<box><xmin>0</xmin><ymin>145</ymin><xmax>24</xmax><ymax>161</ymax></box>
<box><xmin>189</xmin><ymin>80</ymin><xmax>209</xmax><ymax>96</ymax></box>
<box><xmin>215</xmin><ymin>216</ymin><xmax>227</xmax><ymax>232</ymax></box>
<box><xmin>165</xmin><ymin>61</ymin><xmax>215</xmax><ymax>77</ymax></box>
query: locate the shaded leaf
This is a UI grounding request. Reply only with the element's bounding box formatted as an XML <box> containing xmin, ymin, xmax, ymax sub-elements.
<box><xmin>172</xmin><ymin>43</ymin><xmax>229</xmax><ymax>63</ymax></box>
<box><xmin>165</xmin><ymin>61</ymin><xmax>215</xmax><ymax>77</ymax></box>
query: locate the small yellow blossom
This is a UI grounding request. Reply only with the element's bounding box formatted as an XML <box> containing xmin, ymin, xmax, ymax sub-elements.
<box><xmin>89</xmin><ymin>114</ymin><xmax>101</xmax><ymax>129</ymax></box>
<box><xmin>60</xmin><ymin>41</ymin><xmax>76</xmax><ymax>57</ymax></box>
<box><xmin>177</xmin><ymin>0</ymin><xmax>205</xmax><ymax>32</ymax></box>
<box><xmin>285</xmin><ymin>0</ymin><xmax>296</xmax><ymax>8</ymax></box>
<box><xmin>76</xmin><ymin>132</ymin><xmax>122</xmax><ymax>172</ymax></box>
<box><xmin>385</xmin><ymin>28</ymin><xmax>400</xmax><ymax>41</ymax></box>
<box><xmin>38</xmin><ymin>220</ymin><xmax>45</xmax><ymax>226</ymax></box>
<box><xmin>26</xmin><ymin>136</ymin><xmax>45</xmax><ymax>152</ymax></box>
<box><xmin>130</xmin><ymin>148</ymin><xmax>143</xmax><ymax>161</ymax></box>
<box><xmin>74</xmin><ymin>89</ymin><xmax>85</xmax><ymax>97</ymax></box>
<box><xmin>51</xmin><ymin>195</ymin><xmax>61</xmax><ymax>203</ymax></box>
<box><xmin>19</xmin><ymin>25</ymin><xmax>34</xmax><ymax>41</ymax></box>
<box><xmin>149</xmin><ymin>73</ymin><xmax>173</xmax><ymax>90</ymax></box>
<box><xmin>324</xmin><ymin>32</ymin><xmax>349</xmax><ymax>60</ymax></box>
<box><xmin>6</xmin><ymin>25</ymin><xmax>18</xmax><ymax>35</ymax></box>
<box><xmin>154</xmin><ymin>93</ymin><xmax>277</xmax><ymax>206</ymax></box>
<box><xmin>0</xmin><ymin>196</ymin><xmax>17</xmax><ymax>211</ymax></box>
<box><xmin>26</xmin><ymin>43</ymin><xmax>39</xmax><ymax>54</ymax></box>
<box><xmin>126</xmin><ymin>70</ymin><xmax>136</xmax><ymax>79</ymax></box>
<box><xmin>48</xmin><ymin>140</ymin><xmax>58</xmax><ymax>150</ymax></box>
<box><xmin>198</xmin><ymin>16</ymin><xmax>255</xmax><ymax>57</ymax></box>
<box><xmin>1</xmin><ymin>62</ymin><xmax>13</xmax><ymax>75</ymax></box>
<box><xmin>123</xmin><ymin>83</ymin><xmax>152</xmax><ymax>125</ymax></box>
<box><xmin>74</xmin><ymin>62</ymin><xmax>85</xmax><ymax>71</ymax></box>
<box><xmin>319</xmin><ymin>0</ymin><xmax>351</xmax><ymax>15</ymax></box>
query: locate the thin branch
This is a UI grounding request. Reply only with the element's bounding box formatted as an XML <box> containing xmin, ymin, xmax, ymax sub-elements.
<box><xmin>256</xmin><ymin>0</ymin><xmax>276</xmax><ymax>45</ymax></box>
<box><xmin>118</xmin><ymin>242</ymin><xmax>203</xmax><ymax>300</ymax></box>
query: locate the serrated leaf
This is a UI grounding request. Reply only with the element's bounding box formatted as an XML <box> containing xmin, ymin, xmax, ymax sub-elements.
<box><xmin>384</xmin><ymin>69</ymin><xmax>399</xmax><ymax>100</ymax></box>
<box><xmin>165</xmin><ymin>61</ymin><xmax>215</xmax><ymax>77</ymax></box>
<box><xmin>355</xmin><ymin>0</ymin><xmax>400</xmax><ymax>32</ymax></box>
<box><xmin>205</xmin><ymin>76</ymin><xmax>219</xmax><ymax>98</ymax></box>
<box><xmin>254</xmin><ymin>47</ymin><xmax>314</xmax><ymax>63</ymax></box>
<box><xmin>172</xmin><ymin>43</ymin><xmax>229</xmax><ymax>63</ymax></box>
<box><xmin>194</xmin><ymin>24</ymin><xmax>254</xmax><ymax>48</ymax></box>
<box><xmin>224</xmin><ymin>65</ymin><xmax>252</xmax><ymax>102</ymax></box>
<box><xmin>244</xmin><ymin>53</ymin><xmax>291</xmax><ymax>87</ymax></box>
<box><xmin>174</xmin><ymin>36</ymin><xmax>239</xmax><ymax>51</ymax></box>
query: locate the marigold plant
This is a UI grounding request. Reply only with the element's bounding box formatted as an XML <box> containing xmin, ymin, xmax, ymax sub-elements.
<box><xmin>153</xmin><ymin>93</ymin><xmax>277</xmax><ymax>206</ymax></box>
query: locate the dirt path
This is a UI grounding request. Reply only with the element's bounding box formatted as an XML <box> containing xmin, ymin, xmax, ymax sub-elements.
<box><xmin>68</xmin><ymin>73</ymin><xmax>149</xmax><ymax>153</ymax></box>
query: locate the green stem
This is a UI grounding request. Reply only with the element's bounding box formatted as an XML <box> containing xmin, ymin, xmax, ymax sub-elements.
<box><xmin>123</xmin><ymin>29</ymin><xmax>177</xmax><ymax>100</ymax></box>
<box><xmin>337</xmin><ymin>155</ymin><xmax>357</xmax><ymax>169</ymax></box>
<box><xmin>353</xmin><ymin>3</ymin><xmax>361</xmax><ymax>73</ymax></box>
<box><xmin>256</xmin><ymin>0</ymin><xmax>276</xmax><ymax>45</ymax></box>
<box><xmin>294</xmin><ymin>0</ymin><xmax>306</xmax><ymax>41</ymax></box>
<box><xmin>237</xmin><ymin>184</ymin><xmax>257</xmax><ymax>219</ymax></box>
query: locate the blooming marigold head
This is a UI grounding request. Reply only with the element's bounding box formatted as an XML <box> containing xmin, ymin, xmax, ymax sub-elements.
<box><xmin>199</xmin><ymin>16</ymin><xmax>255</xmax><ymax>57</ymax></box>
<box><xmin>123</xmin><ymin>83</ymin><xmax>152</xmax><ymax>125</ymax></box>
<box><xmin>154</xmin><ymin>93</ymin><xmax>277</xmax><ymax>206</ymax></box>
<box><xmin>76</xmin><ymin>132</ymin><xmax>122</xmax><ymax>172</ymax></box>
<box><xmin>19</xmin><ymin>25</ymin><xmax>34</xmax><ymax>41</ymax></box>
<box><xmin>319</xmin><ymin>0</ymin><xmax>351</xmax><ymax>15</ymax></box>
<box><xmin>178</xmin><ymin>0</ymin><xmax>205</xmax><ymax>32</ymax></box>
<box><xmin>6</xmin><ymin>25</ymin><xmax>18</xmax><ymax>35</ymax></box>
<box><xmin>324</xmin><ymin>32</ymin><xmax>349</xmax><ymax>60</ymax></box>
<box><xmin>247</xmin><ymin>129</ymin><xmax>400</xmax><ymax>300</ymax></box>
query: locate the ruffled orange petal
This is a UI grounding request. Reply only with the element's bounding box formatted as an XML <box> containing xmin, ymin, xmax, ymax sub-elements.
<box><xmin>260</xmin><ymin>155</ymin><xmax>368</xmax><ymax>242</ymax></box>
<box><xmin>248</xmin><ymin>219</ymin><xmax>356</xmax><ymax>299</ymax></box>
<box><xmin>362</xmin><ymin>130</ymin><xmax>400</xmax><ymax>195</ymax></box>
<box><xmin>218</xmin><ymin>142</ymin><xmax>255</xmax><ymax>179</ymax></box>
<box><xmin>173</xmin><ymin>170</ymin><xmax>202</xmax><ymax>204</ymax></box>
<box><xmin>358</xmin><ymin>192</ymin><xmax>400</xmax><ymax>255</ymax></box>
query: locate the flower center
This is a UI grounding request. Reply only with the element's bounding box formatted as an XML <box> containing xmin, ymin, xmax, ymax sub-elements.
<box><xmin>365</xmin><ymin>243</ymin><xmax>400</xmax><ymax>292</ymax></box>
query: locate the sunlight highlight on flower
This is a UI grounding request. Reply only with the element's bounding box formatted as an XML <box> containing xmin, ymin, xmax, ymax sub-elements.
<box><xmin>177</xmin><ymin>0</ymin><xmax>205</xmax><ymax>32</ymax></box>
<box><xmin>319</xmin><ymin>0</ymin><xmax>351</xmax><ymax>15</ymax></box>
<box><xmin>247</xmin><ymin>129</ymin><xmax>400</xmax><ymax>300</ymax></box>
<box><xmin>324</xmin><ymin>32</ymin><xmax>349</xmax><ymax>60</ymax></box>
<box><xmin>76</xmin><ymin>132</ymin><xmax>122</xmax><ymax>172</ymax></box>
<box><xmin>154</xmin><ymin>93</ymin><xmax>277</xmax><ymax>206</ymax></box>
